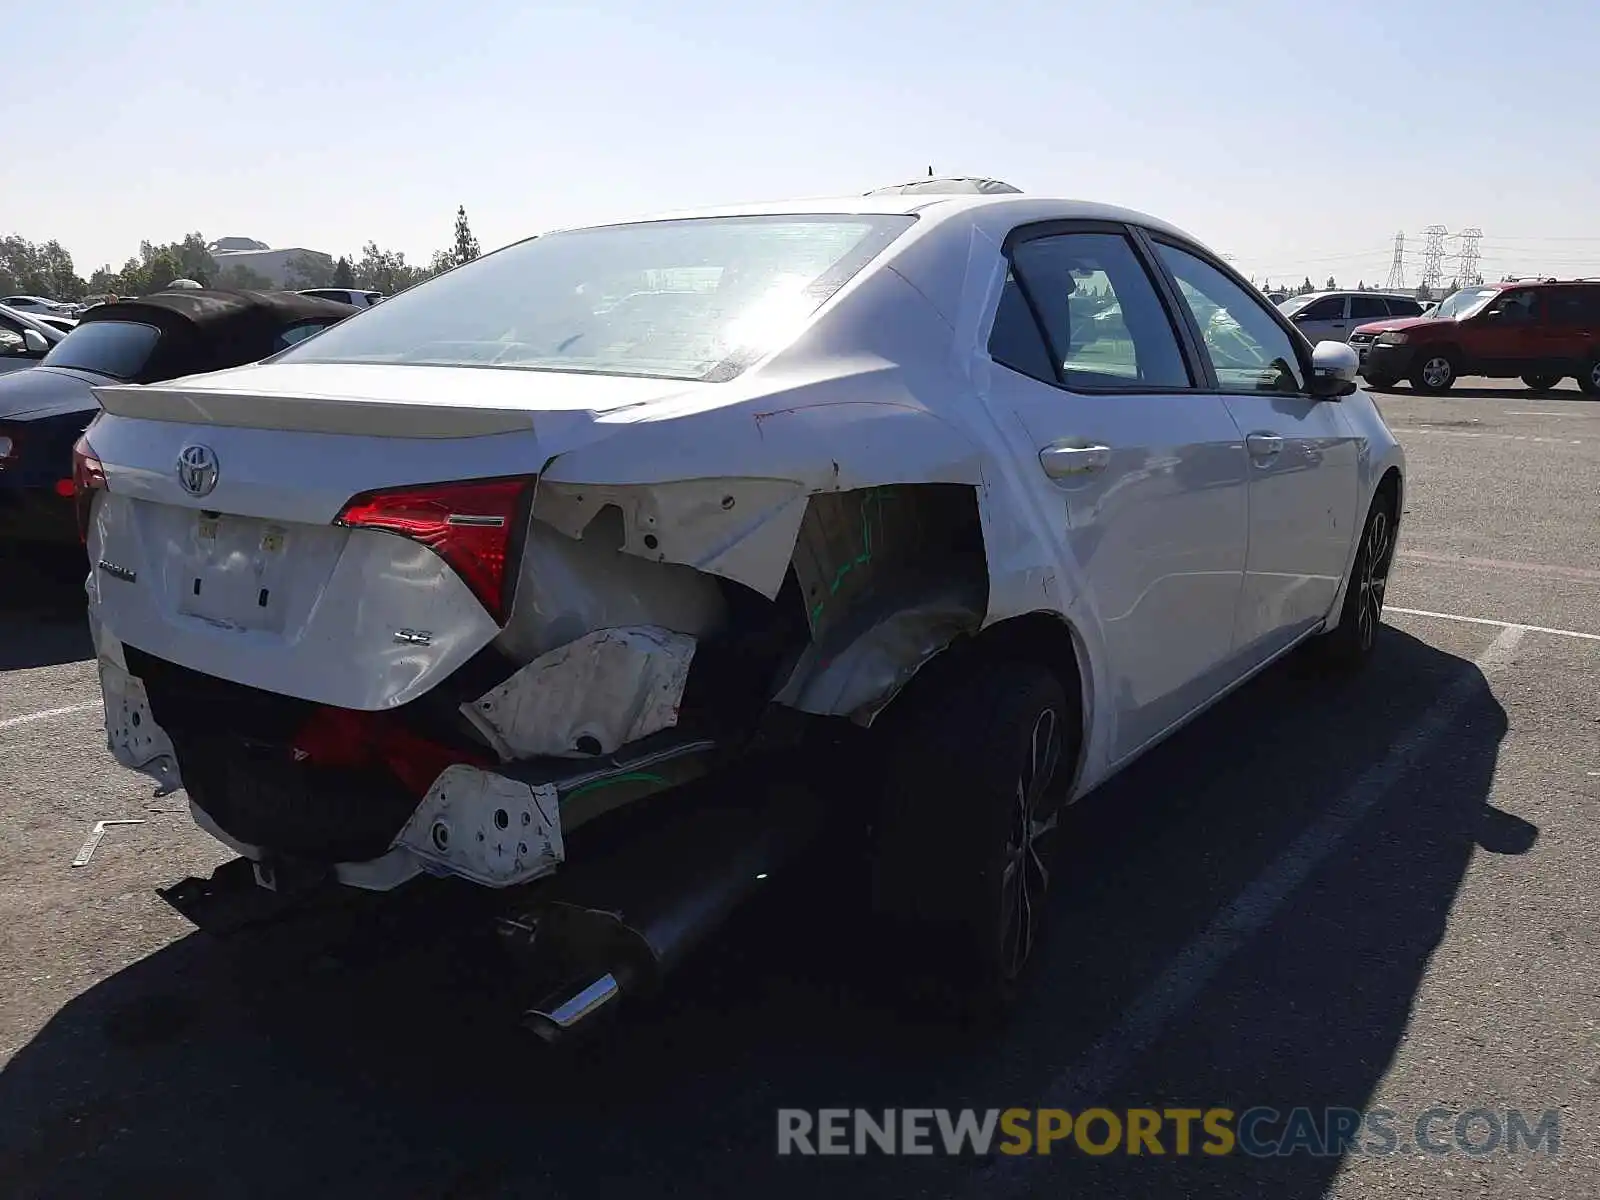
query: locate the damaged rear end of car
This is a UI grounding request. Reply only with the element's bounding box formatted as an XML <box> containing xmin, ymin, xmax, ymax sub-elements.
<box><xmin>82</xmin><ymin>206</ymin><xmax>1028</xmax><ymax>1034</ymax></box>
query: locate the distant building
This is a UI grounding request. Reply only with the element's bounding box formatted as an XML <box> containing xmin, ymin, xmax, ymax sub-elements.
<box><xmin>207</xmin><ymin>236</ymin><xmax>333</xmax><ymax>286</ymax></box>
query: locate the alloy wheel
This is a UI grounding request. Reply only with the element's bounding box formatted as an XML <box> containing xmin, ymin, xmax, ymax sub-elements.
<box><xmin>1590</xmin><ymin>362</ymin><xmax>1600</xmax><ymax>391</ymax></box>
<box><xmin>999</xmin><ymin>705</ymin><xmax>1062</xmax><ymax>981</ymax></box>
<box><xmin>1421</xmin><ymin>357</ymin><xmax>1453</xmax><ymax>389</ymax></box>
<box><xmin>1356</xmin><ymin>509</ymin><xmax>1392</xmax><ymax>652</ymax></box>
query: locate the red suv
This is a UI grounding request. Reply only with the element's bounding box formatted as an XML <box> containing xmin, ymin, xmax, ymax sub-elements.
<box><xmin>1352</xmin><ymin>279</ymin><xmax>1600</xmax><ymax>394</ymax></box>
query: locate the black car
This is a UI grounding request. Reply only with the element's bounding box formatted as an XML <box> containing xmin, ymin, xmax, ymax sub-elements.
<box><xmin>0</xmin><ymin>289</ymin><xmax>358</xmax><ymax>547</ymax></box>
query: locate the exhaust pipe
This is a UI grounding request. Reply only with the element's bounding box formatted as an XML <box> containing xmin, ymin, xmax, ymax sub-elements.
<box><xmin>504</xmin><ymin>780</ymin><xmax>828</xmax><ymax>1041</ymax></box>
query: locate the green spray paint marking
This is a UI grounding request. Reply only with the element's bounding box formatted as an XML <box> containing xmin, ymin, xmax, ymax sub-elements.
<box><xmin>563</xmin><ymin>771</ymin><xmax>670</xmax><ymax>801</ymax></box>
<box><xmin>810</xmin><ymin>487</ymin><xmax>895</xmax><ymax>626</ymax></box>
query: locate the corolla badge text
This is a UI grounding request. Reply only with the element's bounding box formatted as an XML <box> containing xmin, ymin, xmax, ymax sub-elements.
<box><xmin>176</xmin><ymin>444</ymin><xmax>220</xmax><ymax>497</ymax></box>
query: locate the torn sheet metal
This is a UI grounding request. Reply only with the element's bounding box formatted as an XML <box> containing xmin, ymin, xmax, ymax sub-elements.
<box><xmin>98</xmin><ymin>656</ymin><xmax>182</xmax><ymax>796</ymax></box>
<box><xmin>773</xmin><ymin>580</ymin><xmax>985</xmax><ymax>725</ymax></box>
<box><xmin>465</xmin><ymin>626</ymin><xmax>698</xmax><ymax>761</ymax></box>
<box><xmin>789</xmin><ymin>484</ymin><xmax>980</xmax><ymax>643</ymax></box>
<box><xmin>532</xmin><ymin>477</ymin><xmax>810</xmax><ymax>600</ymax></box>
<box><xmin>495</xmin><ymin>518</ymin><xmax>727</xmax><ymax>663</ymax></box>
<box><xmin>393</xmin><ymin>765</ymin><xmax>564</xmax><ymax>888</ymax></box>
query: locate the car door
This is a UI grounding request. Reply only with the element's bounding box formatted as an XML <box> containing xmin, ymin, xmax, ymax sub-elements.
<box><xmin>1144</xmin><ymin>237</ymin><xmax>1361</xmax><ymax>669</ymax></box>
<box><xmin>1537</xmin><ymin>287</ymin><xmax>1596</xmax><ymax>378</ymax></box>
<box><xmin>1288</xmin><ymin>294</ymin><xmax>1349</xmax><ymax>344</ymax></box>
<box><xmin>1465</xmin><ymin>287</ymin><xmax>1542</xmax><ymax>374</ymax></box>
<box><xmin>983</xmin><ymin>222</ymin><xmax>1251</xmax><ymax>762</ymax></box>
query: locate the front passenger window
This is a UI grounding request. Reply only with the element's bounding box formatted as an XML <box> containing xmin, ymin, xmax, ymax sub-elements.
<box><xmin>1154</xmin><ymin>243</ymin><xmax>1306</xmax><ymax>395</ymax></box>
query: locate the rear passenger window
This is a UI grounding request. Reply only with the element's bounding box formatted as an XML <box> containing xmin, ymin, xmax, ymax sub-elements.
<box><xmin>994</xmin><ymin>231</ymin><xmax>1192</xmax><ymax>390</ymax></box>
<box><xmin>1385</xmin><ymin>297</ymin><xmax>1423</xmax><ymax>317</ymax></box>
<box><xmin>1349</xmin><ymin>296</ymin><xmax>1389</xmax><ymax>320</ymax></box>
<box><xmin>988</xmin><ymin>271</ymin><xmax>1057</xmax><ymax>382</ymax></box>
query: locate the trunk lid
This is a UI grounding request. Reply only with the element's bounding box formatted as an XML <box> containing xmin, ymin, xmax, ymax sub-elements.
<box><xmin>84</xmin><ymin>362</ymin><xmax>713</xmax><ymax>711</ymax></box>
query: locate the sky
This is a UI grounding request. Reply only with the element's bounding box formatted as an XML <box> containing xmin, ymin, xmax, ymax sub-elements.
<box><xmin>9</xmin><ymin>0</ymin><xmax>1600</xmax><ymax>291</ymax></box>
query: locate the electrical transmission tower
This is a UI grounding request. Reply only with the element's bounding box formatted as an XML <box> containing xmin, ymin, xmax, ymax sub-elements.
<box><xmin>1457</xmin><ymin>227</ymin><xmax>1483</xmax><ymax>285</ymax></box>
<box><xmin>1384</xmin><ymin>231</ymin><xmax>1406</xmax><ymax>291</ymax></box>
<box><xmin>1421</xmin><ymin>224</ymin><xmax>1447</xmax><ymax>291</ymax></box>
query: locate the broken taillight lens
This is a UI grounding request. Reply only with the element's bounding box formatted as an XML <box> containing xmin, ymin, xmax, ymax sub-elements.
<box><xmin>335</xmin><ymin>477</ymin><xmax>532</xmax><ymax>623</ymax></box>
<box><xmin>71</xmin><ymin>434</ymin><xmax>107</xmax><ymax>543</ymax></box>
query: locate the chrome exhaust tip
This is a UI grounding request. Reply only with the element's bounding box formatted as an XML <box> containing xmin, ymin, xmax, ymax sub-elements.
<box><xmin>523</xmin><ymin>972</ymin><xmax>622</xmax><ymax>1043</ymax></box>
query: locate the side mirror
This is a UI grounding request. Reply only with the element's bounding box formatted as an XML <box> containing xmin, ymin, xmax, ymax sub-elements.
<box><xmin>22</xmin><ymin>329</ymin><xmax>50</xmax><ymax>356</ymax></box>
<box><xmin>1309</xmin><ymin>340</ymin><xmax>1359</xmax><ymax>398</ymax></box>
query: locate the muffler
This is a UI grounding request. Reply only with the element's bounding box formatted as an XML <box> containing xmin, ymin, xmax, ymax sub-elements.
<box><xmin>499</xmin><ymin>778</ymin><xmax>829</xmax><ymax>1042</ymax></box>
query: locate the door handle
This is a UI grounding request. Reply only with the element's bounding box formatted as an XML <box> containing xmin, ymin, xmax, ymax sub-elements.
<box><xmin>1245</xmin><ymin>432</ymin><xmax>1284</xmax><ymax>462</ymax></box>
<box><xmin>1039</xmin><ymin>442</ymin><xmax>1111</xmax><ymax>479</ymax></box>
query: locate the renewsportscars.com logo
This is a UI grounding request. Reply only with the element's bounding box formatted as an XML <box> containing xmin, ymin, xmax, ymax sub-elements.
<box><xmin>777</xmin><ymin>1107</ymin><xmax>1562</xmax><ymax>1158</ymax></box>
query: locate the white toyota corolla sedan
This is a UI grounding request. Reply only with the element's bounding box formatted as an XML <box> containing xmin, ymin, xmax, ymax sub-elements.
<box><xmin>78</xmin><ymin>181</ymin><xmax>1402</xmax><ymax>1017</ymax></box>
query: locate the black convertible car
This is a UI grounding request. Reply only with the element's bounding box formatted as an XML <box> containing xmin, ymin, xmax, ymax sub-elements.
<box><xmin>0</xmin><ymin>289</ymin><xmax>357</xmax><ymax>547</ymax></box>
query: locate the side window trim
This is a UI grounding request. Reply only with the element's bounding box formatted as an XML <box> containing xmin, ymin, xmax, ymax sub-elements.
<box><xmin>1134</xmin><ymin>228</ymin><xmax>1315</xmax><ymax>397</ymax></box>
<box><xmin>997</xmin><ymin>218</ymin><xmax>1208</xmax><ymax>394</ymax></box>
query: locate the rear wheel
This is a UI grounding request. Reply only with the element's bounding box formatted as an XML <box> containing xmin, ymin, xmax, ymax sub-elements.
<box><xmin>870</xmin><ymin>656</ymin><xmax>1073</xmax><ymax>1017</ymax></box>
<box><xmin>1578</xmin><ymin>359</ymin><xmax>1600</xmax><ymax>396</ymax></box>
<box><xmin>1410</xmin><ymin>351</ymin><xmax>1458</xmax><ymax>394</ymax></box>
<box><xmin>1314</xmin><ymin>491</ymin><xmax>1397</xmax><ymax>671</ymax></box>
<box><xmin>1521</xmin><ymin>373</ymin><xmax>1562</xmax><ymax>392</ymax></box>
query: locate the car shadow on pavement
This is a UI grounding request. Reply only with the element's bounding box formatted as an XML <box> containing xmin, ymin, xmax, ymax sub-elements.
<box><xmin>0</xmin><ymin>545</ymin><xmax>93</xmax><ymax>669</ymax></box>
<box><xmin>1375</xmin><ymin>383</ymin><xmax>1589</xmax><ymax>401</ymax></box>
<box><xmin>0</xmin><ymin>626</ymin><xmax>1510</xmax><ymax>1200</ymax></box>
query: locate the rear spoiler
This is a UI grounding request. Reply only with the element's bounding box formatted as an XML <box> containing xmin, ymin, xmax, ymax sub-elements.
<box><xmin>91</xmin><ymin>383</ymin><xmax>534</xmax><ymax>439</ymax></box>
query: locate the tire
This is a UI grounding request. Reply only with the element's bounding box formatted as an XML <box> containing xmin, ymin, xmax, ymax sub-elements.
<box><xmin>1314</xmin><ymin>491</ymin><xmax>1397</xmax><ymax>671</ymax></box>
<box><xmin>870</xmin><ymin>656</ymin><xmax>1074</xmax><ymax>1016</ymax></box>
<box><xmin>1578</xmin><ymin>359</ymin><xmax>1600</xmax><ymax>396</ymax></box>
<box><xmin>1362</xmin><ymin>374</ymin><xmax>1398</xmax><ymax>392</ymax></box>
<box><xmin>1409</xmin><ymin>350</ymin><xmax>1459</xmax><ymax>394</ymax></box>
<box><xmin>1521</xmin><ymin>373</ymin><xmax>1562</xmax><ymax>392</ymax></box>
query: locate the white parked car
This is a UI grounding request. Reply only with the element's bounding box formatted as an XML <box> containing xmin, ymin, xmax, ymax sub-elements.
<box><xmin>78</xmin><ymin>189</ymin><xmax>1403</xmax><ymax>1023</ymax></box>
<box><xmin>297</xmin><ymin>287</ymin><xmax>384</xmax><ymax>308</ymax></box>
<box><xmin>1</xmin><ymin>294</ymin><xmax>76</xmax><ymax>318</ymax></box>
<box><xmin>1278</xmin><ymin>291</ymin><xmax>1425</xmax><ymax>344</ymax></box>
<box><xmin>0</xmin><ymin>303</ymin><xmax>66</xmax><ymax>376</ymax></box>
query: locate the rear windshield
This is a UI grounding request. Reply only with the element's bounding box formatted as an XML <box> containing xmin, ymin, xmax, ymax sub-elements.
<box><xmin>278</xmin><ymin>214</ymin><xmax>916</xmax><ymax>382</ymax></box>
<box><xmin>41</xmin><ymin>320</ymin><xmax>162</xmax><ymax>380</ymax></box>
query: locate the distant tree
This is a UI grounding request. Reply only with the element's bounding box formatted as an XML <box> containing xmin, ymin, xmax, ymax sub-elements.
<box><xmin>1357</xmin><ymin>280</ymin><xmax>1365</xmax><ymax>290</ymax></box>
<box><xmin>452</xmin><ymin>205</ymin><xmax>481</xmax><ymax>266</ymax></box>
<box><xmin>1300</xmin><ymin>276</ymin><xmax>1314</xmax><ymax>295</ymax></box>
<box><xmin>1325</xmin><ymin>275</ymin><xmax>1336</xmax><ymax>290</ymax></box>
<box><xmin>353</xmin><ymin>241</ymin><xmax>428</xmax><ymax>294</ymax></box>
<box><xmin>0</xmin><ymin>234</ymin><xmax>88</xmax><ymax>299</ymax></box>
<box><xmin>332</xmin><ymin>256</ymin><xmax>355</xmax><ymax>288</ymax></box>
<box><xmin>1415</xmin><ymin>282</ymin><xmax>1433</xmax><ymax>302</ymax></box>
<box><xmin>427</xmin><ymin>248</ymin><xmax>457</xmax><ymax>278</ymax></box>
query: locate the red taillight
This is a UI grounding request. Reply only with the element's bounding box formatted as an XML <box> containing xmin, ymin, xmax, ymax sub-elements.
<box><xmin>71</xmin><ymin>434</ymin><xmax>107</xmax><ymax>544</ymax></box>
<box><xmin>335</xmin><ymin>477</ymin><xmax>531</xmax><ymax>623</ymax></box>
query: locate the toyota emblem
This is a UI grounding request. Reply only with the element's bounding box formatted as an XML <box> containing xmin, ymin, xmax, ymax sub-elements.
<box><xmin>176</xmin><ymin>444</ymin><xmax>220</xmax><ymax>497</ymax></box>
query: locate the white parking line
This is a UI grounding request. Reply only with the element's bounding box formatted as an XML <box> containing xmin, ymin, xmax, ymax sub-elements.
<box><xmin>979</xmin><ymin>625</ymin><xmax>1525</xmax><ymax>1194</ymax></box>
<box><xmin>1401</xmin><ymin>428</ymin><xmax>1584</xmax><ymax>444</ymax></box>
<box><xmin>1396</xmin><ymin>550</ymin><xmax>1600</xmax><ymax>585</ymax></box>
<box><xmin>1387</xmin><ymin>606</ymin><xmax>1600</xmax><ymax>642</ymax></box>
<box><xmin>0</xmin><ymin>703</ymin><xmax>101</xmax><ymax>732</ymax></box>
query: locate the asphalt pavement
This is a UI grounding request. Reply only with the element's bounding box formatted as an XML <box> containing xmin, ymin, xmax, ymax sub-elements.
<box><xmin>0</xmin><ymin>379</ymin><xmax>1595</xmax><ymax>1199</ymax></box>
